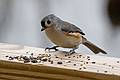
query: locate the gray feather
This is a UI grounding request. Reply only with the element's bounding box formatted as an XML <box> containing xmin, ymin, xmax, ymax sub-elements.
<box><xmin>82</xmin><ymin>37</ymin><xmax>107</xmax><ymax>54</ymax></box>
<box><xmin>61</xmin><ymin>21</ymin><xmax>85</xmax><ymax>35</ymax></box>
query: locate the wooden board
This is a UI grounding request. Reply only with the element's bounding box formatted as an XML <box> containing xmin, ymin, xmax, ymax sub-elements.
<box><xmin>0</xmin><ymin>43</ymin><xmax>120</xmax><ymax>80</ymax></box>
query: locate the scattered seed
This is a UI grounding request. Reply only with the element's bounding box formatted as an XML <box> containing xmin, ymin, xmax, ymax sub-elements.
<box><xmin>26</xmin><ymin>52</ymin><xmax>29</xmax><ymax>53</ymax></box>
<box><xmin>68</xmin><ymin>56</ymin><xmax>71</xmax><ymax>58</ymax></box>
<box><xmin>31</xmin><ymin>59</ymin><xmax>38</xmax><ymax>63</ymax></box>
<box><xmin>83</xmin><ymin>57</ymin><xmax>85</xmax><ymax>58</ymax></box>
<box><xmin>103</xmin><ymin>63</ymin><xmax>106</xmax><ymax>65</ymax></box>
<box><xmin>56</xmin><ymin>56</ymin><xmax>59</xmax><ymax>58</ymax></box>
<box><xmin>84</xmin><ymin>62</ymin><xmax>86</xmax><ymax>64</ymax></box>
<box><xmin>57</xmin><ymin>61</ymin><xmax>62</xmax><ymax>64</ymax></box>
<box><xmin>117</xmin><ymin>61</ymin><xmax>119</xmax><ymax>63</ymax></box>
<box><xmin>48</xmin><ymin>59</ymin><xmax>51</xmax><ymax>62</ymax></box>
<box><xmin>79</xmin><ymin>55</ymin><xmax>82</xmax><ymax>57</ymax></box>
<box><xmin>37</xmin><ymin>56</ymin><xmax>41</xmax><ymax>60</ymax></box>
<box><xmin>104</xmin><ymin>71</ymin><xmax>107</xmax><ymax>73</ymax></box>
<box><xmin>24</xmin><ymin>60</ymin><xmax>30</xmax><ymax>63</ymax></box>
<box><xmin>42</xmin><ymin>58</ymin><xmax>47</xmax><ymax>62</ymax></box>
<box><xmin>73</xmin><ymin>56</ymin><xmax>75</xmax><ymax>57</ymax></box>
<box><xmin>79</xmin><ymin>68</ymin><xmax>82</xmax><ymax>70</ymax></box>
<box><xmin>80</xmin><ymin>64</ymin><xmax>83</xmax><ymax>66</ymax></box>
<box><xmin>5</xmin><ymin>55</ymin><xmax>9</xmax><ymax>57</ymax></box>
<box><xmin>108</xmin><ymin>65</ymin><xmax>111</xmax><ymax>67</ymax></box>
<box><xmin>31</xmin><ymin>53</ymin><xmax>34</xmax><ymax>55</ymax></box>
<box><xmin>14</xmin><ymin>56</ymin><xmax>19</xmax><ymax>59</ymax></box>
<box><xmin>83</xmin><ymin>67</ymin><xmax>86</xmax><ymax>69</ymax></box>
<box><xmin>92</xmin><ymin>62</ymin><xmax>96</xmax><ymax>64</ymax></box>
<box><xmin>67</xmin><ymin>61</ymin><xmax>71</xmax><ymax>63</ymax></box>
<box><xmin>86</xmin><ymin>62</ymin><xmax>88</xmax><ymax>64</ymax></box>
<box><xmin>65</xmin><ymin>55</ymin><xmax>67</xmax><ymax>57</ymax></box>
<box><xmin>88</xmin><ymin>59</ymin><xmax>90</xmax><ymax>60</ymax></box>
<box><xmin>9</xmin><ymin>56</ymin><xmax>14</xmax><ymax>60</ymax></box>
<box><xmin>73</xmin><ymin>64</ymin><xmax>76</xmax><ymax>66</ymax></box>
<box><xmin>23</xmin><ymin>56</ymin><xmax>30</xmax><ymax>60</ymax></box>
<box><xmin>87</xmin><ymin>56</ymin><xmax>90</xmax><ymax>59</ymax></box>
<box><xmin>51</xmin><ymin>61</ymin><xmax>53</xmax><ymax>64</ymax></box>
<box><xmin>29</xmin><ymin>56</ymin><xmax>34</xmax><ymax>60</ymax></box>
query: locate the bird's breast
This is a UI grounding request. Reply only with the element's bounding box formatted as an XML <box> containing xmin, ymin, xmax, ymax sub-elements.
<box><xmin>45</xmin><ymin>28</ymin><xmax>82</xmax><ymax>48</ymax></box>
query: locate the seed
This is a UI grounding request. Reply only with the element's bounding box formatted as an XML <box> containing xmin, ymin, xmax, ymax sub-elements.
<box><xmin>31</xmin><ymin>59</ymin><xmax>38</xmax><ymax>63</ymax></box>
<box><xmin>83</xmin><ymin>67</ymin><xmax>86</xmax><ymax>69</ymax></box>
<box><xmin>103</xmin><ymin>63</ymin><xmax>106</xmax><ymax>65</ymax></box>
<box><xmin>68</xmin><ymin>57</ymin><xmax>71</xmax><ymax>58</ymax></box>
<box><xmin>9</xmin><ymin>56</ymin><xmax>14</xmax><ymax>60</ymax></box>
<box><xmin>65</xmin><ymin>55</ymin><xmax>67</xmax><ymax>57</ymax></box>
<box><xmin>87</xmin><ymin>56</ymin><xmax>90</xmax><ymax>59</ymax></box>
<box><xmin>24</xmin><ymin>60</ymin><xmax>30</xmax><ymax>63</ymax></box>
<box><xmin>48</xmin><ymin>59</ymin><xmax>51</xmax><ymax>62</ymax></box>
<box><xmin>14</xmin><ymin>56</ymin><xmax>19</xmax><ymax>59</ymax></box>
<box><xmin>73</xmin><ymin>64</ymin><xmax>76</xmax><ymax>66</ymax></box>
<box><xmin>31</xmin><ymin>53</ymin><xmax>34</xmax><ymax>55</ymax></box>
<box><xmin>73</xmin><ymin>56</ymin><xmax>75</xmax><ymax>57</ymax></box>
<box><xmin>56</xmin><ymin>56</ymin><xmax>59</xmax><ymax>58</ymax></box>
<box><xmin>26</xmin><ymin>52</ymin><xmax>29</xmax><ymax>53</ymax></box>
<box><xmin>79</xmin><ymin>55</ymin><xmax>82</xmax><ymax>58</ymax></box>
<box><xmin>67</xmin><ymin>61</ymin><xmax>71</xmax><ymax>63</ymax></box>
<box><xmin>80</xmin><ymin>64</ymin><xmax>83</xmax><ymax>66</ymax></box>
<box><xmin>29</xmin><ymin>56</ymin><xmax>34</xmax><ymax>60</ymax></box>
<box><xmin>92</xmin><ymin>62</ymin><xmax>96</xmax><ymax>64</ymax></box>
<box><xmin>88</xmin><ymin>59</ymin><xmax>90</xmax><ymax>60</ymax></box>
<box><xmin>104</xmin><ymin>71</ymin><xmax>107</xmax><ymax>73</ymax></box>
<box><xmin>42</xmin><ymin>58</ymin><xmax>47</xmax><ymax>61</ymax></box>
<box><xmin>51</xmin><ymin>61</ymin><xmax>53</xmax><ymax>64</ymax></box>
<box><xmin>79</xmin><ymin>68</ymin><xmax>82</xmax><ymax>70</ymax></box>
<box><xmin>57</xmin><ymin>61</ymin><xmax>62</xmax><ymax>64</ymax></box>
<box><xmin>37</xmin><ymin>56</ymin><xmax>41</xmax><ymax>60</ymax></box>
<box><xmin>117</xmin><ymin>61</ymin><xmax>119</xmax><ymax>63</ymax></box>
<box><xmin>108</xmin><ymin>65</ymin><xmax>111</xmax><ymax>67</ymax></box>
<box><xmin>23</xmin><ymin>56</ymin><xmax>30</xmax><ymax>60</ymax></box>
<box><xmin>5</xmin><ymin>55</ymin><xmax>9</xmax><ymax>57</ymax></box>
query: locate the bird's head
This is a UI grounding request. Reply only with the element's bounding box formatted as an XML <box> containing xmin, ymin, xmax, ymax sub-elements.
<box><xmin>41</xmin><ymin>14</ymin><xmax>59</xmax><ymax>31</ymax></box>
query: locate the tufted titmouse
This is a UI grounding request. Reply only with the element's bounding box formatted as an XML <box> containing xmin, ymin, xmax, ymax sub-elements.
<box><xmin>41</xmin><ymin>14</ymin><xmax>107</xmax><ymax>54</ymax></box>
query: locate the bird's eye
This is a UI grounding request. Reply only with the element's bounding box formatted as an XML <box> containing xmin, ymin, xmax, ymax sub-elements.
<box><xmin>45</xmin><ymin>20</ymin><xmax>52</xmax><ymax>27</ymax></box>
<box><xmin>47</xmin><ymin>20</ymin><xmax>51</xmax><ymax>24</ymax></box>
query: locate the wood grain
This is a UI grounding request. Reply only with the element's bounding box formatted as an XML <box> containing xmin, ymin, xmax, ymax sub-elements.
<box><xmin>0</xmin><ymin>43</ymin><xmax>120</xmax><ymax>80</ymax></box>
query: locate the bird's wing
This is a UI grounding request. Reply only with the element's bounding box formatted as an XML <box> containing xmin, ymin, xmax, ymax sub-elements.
<box><xmin>61</xmin><ymin>21</ymin><xmax>85</xmax><ymax>35</ymax></box>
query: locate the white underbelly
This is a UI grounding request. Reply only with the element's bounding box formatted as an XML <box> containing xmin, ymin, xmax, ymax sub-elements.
<box><xmin>45</xmin><ymin>28</ymin><xmax>82</xmax><ymax>48</ymax></box>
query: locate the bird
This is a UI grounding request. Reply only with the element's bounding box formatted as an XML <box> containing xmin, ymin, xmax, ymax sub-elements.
<box><xmin>41</xmin><ymin>14</ymin><xmax>107</xmax><ymax>54</ymax></box>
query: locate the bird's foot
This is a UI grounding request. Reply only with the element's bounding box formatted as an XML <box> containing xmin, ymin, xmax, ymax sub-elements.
<box><xmin>45</xmin><ymin>46</ymin><xmax>59</xmax><ymax>51</ymax></box>
<box><xmin>69</xmin><ymin>49</ymin><xmax>76</xmax><ymax>55</ymax></box>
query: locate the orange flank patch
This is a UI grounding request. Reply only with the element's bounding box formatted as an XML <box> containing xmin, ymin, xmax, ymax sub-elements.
<box><xmin>64</xmin><ymin>32</ymin><xmax>81</xmax><ymax>38</ymax></box>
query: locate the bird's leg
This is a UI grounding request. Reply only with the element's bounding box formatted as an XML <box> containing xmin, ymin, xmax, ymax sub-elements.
<box><xmin>45</xmin><ymin>46</ymin><xmax>59</xmax><ymax>51</ymax></box>
<box><xmin>69</xmin><ymin>49</ymin><xmax>76</xmax><ymax>55</ymax></box>
<box><xmin>69</xmin><ymin>46</ymin><xmax>78</xmax><ymax>55</ymax></box>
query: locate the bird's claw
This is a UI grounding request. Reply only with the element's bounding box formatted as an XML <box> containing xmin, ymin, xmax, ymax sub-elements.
<box><xmin>69</xmin><ymin>50</ymin><xmax>76</xmax><ymax>55</ymax></box>
<box><xmin>45</xmin><ymin>47</ymin><xmax>50</xmax><ymax>51</ymax></box>
<box><xmin>45</xmin><ymin>46</ymin><xmax>59</xmax><ymax>51</ymax></box>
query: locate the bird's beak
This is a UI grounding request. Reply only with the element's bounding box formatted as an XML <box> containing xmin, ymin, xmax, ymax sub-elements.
<box><xmin>41</xmin><ymin>27</ymin><xmax>46</xmax><ymax>31</ymax></box>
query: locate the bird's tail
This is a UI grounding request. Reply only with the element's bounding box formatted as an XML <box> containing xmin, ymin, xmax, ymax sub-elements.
<box><xmin>82</xmin><ymin>37</ymin><xmax>107</xmax><ymax>54</ymax></box>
